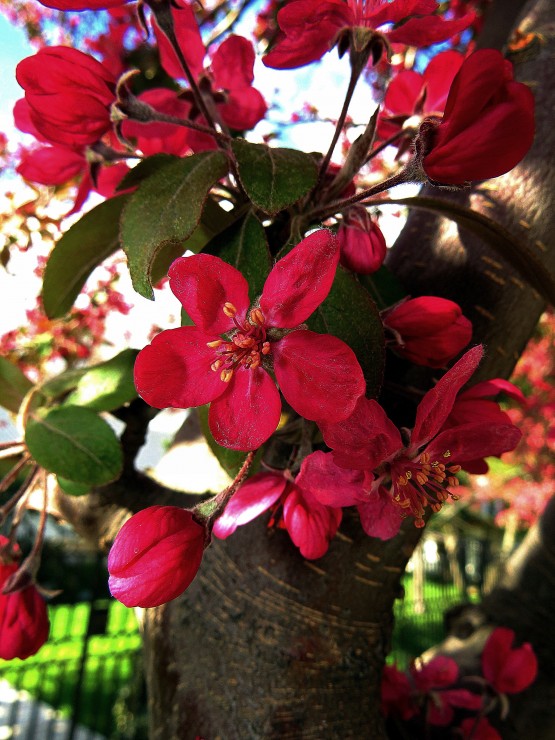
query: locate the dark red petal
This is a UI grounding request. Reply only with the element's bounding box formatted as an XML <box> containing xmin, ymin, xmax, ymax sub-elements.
<box><xmin>17</xmin><ymin>146</ymin><xmax>85</xmax><ymax>186</ymax></box>
<box><xmin>260</xmin><ymin>230</ymin><xmax>339</xmax><ymax>328</ymax></box>
<box><xmin>410</xmin><ymin>345</ymin><xmax>483</xmax><ymax>450</ymax></box>
<box><xmin>209</xmin><ymin>368</ymin><xmax>281</xmax><ymax>450</ymax></box>
<box><xmin>426</xmin><ymin>422</ymin><xmax>521</xmax><ymax>463</ymax></box>
<box><xmin>386</xmin><ymin>12</ymin><xmax>475</xmax><ymax>47</ymax></box>
<box><xmin>212</xmin><ymin>473</ymin><xmax>286</xmax><ymax>538</ymax></box>
<box><xmin>423</xmin><ymin>50</ymin><xmax>464</xmax><ymax>115</ymax></box>
<box><xmin>296</xmin><ymin>450</ymin><xmax>366</xmax><ymax>507</ymax></box>
<box><xmin>321</xmin><ymin>396</ymin><xmax>402</xmax><ymax>471</ymax></box>
<box><xmin>366</xmin><ymin>0</ymin><xmax>436</xmax><ymax>27</ymax></box>
<box><xmin>134</xmin><ymin>326</ymin><xmax>227</xmax><ymax>409</ymax></box>
<box><xmin>152</xmin><ymin>1</ymin><xmax>205</xmax><ymax>80</ymax></box>
<box><xmin>211</xmin><ymin>35</ymin><xmax>255</xmax><ymax>90</ymax></box>
<box><xmin>169</xmin><ymin>254</ymin><xmax>251</xmax><ymax>334</ymax></box>
<box><xmin>272</xmin><ymin>330</ymin><xmax>365</xmax><ymax>422</ymax></box>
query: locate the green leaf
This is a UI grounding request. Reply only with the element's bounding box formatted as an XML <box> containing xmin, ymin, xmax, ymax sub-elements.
<box><xmin>0</xmin><ymin>357</ymin><xmax>33</xmax><ymax>414</ymax></box>
<box><xmin>373</xmin><ymin>195</ymin><xmax>555</xmax><ymax>305</ymax></box>
<box><xmin>42</xmin><ymin>194</ymin><xmax>130</xmax><ymax>319</ymax></box>
<box><xmin>57</xmin><ymin>476</ymin><xmax>90</xmax><ymax>496</ymax></box>
<box><xmin>41</xmin><ymin>368</ymin><xmax>88</xmax><ymax>400</ymax></box>
<box><xmin>231</xmin><ymin>140</ymin><xmax>317</xmax><ymax>215</ymax></box>
<box><xmin>120</xmin><ymin>151</ymin><xmax>229</xmax><ymax>299</ymax></box>
<box><xmin>197</xmin><ymin>406</ymin><xmax>262</xmax><ymax>478</ymax></box>
<box><xmin>116</xmin><ymin>154</ymin><xmax>178</xmax><ymax>191</ymax></box>
<box><xmin>204</xmin><ymin>211</ymin><xmax>271</xmax><ymax>300</ymax></box>
<box><xmin>25</xmin><ymin>406</ymin><xmax>123</xmax><ymax>486</ymax></box>
<box><xmin>63</xmin><ymin>349</ymin><xmax>138</xmax><ymax>411</ymax></box>
<box><xmin>308</xmin><ymin>267</ymin><xmax>385</xmax><ymax>398</ymax></box>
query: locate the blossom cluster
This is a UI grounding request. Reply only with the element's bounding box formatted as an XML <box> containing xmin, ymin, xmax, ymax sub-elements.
<box><xmin>381</xmin><ymin>627</ymin><xmax>538</xmax><ymax>738</ymax></box>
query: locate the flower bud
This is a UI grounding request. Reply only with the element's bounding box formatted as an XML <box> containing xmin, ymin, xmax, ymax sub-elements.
<box><xmin>338</xmin><ymin>208</ymin><xmax>387</xmax><ymax>275</ymax></box>
<box><xmin>16</xmin><ymin>46</ymin><xmax>116</xmax><ymax>149</ymax></box>
<box><xmin>0</xmin><ymin>537</ymin><xmax>50</xmax><ymax>660</ymax></box>
<box><xmin>418</xmin><ymin>49</ymin><xmax>535</xmax><ymax>185</ymax></box>
<box><xmin>108</xmin><ymin>506</ymin><xmax>206</xmax><ymax>608</ymax></box>
<box><xmin>382</xmin><ymin>296</ymin><xmax>472</xmax><ymax>368</ymax></box>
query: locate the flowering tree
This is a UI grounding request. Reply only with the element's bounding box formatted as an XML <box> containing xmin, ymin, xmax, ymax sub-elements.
<box><xmin>1</xmin><ymin>0</ymin><xmax>554</xmax><ymax>737</ymax></box>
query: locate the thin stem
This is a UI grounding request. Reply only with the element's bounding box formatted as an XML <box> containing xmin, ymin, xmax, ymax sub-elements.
<box><xmin>147</xmin><ymin>0</ymin><xmax>218</xmax><ymax>131</ymax></box>
<box><xmin>313</xmin><ymin>61</ymin><xmax>363</xmax><ymax>196</ymax></box>
<box><xmin>195</xmin><ymin>450</ymin><xmax>256</xmax><ymax>530</ymax></box>
<box><xmin>0</xmin><ymin>453</ymin><xmax>31</xmax><ymax>495</ymax></box>
<box><xmin>306</xmin><ymin>164</ymin><xmax>418</xmax><ymax>223</ymax></box>
<box><xmin>0</xmin><ymin>463</ymin><xmax>39</xmax><ymax>527</ymax></box>
<box><xmin>0</xmin><ymin>443</ymin><xmax>26</xmax><ymax>460</ymax></box>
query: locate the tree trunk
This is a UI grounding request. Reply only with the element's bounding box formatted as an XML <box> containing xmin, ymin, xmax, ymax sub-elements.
<box><xmin>134</xmin><ymin>0</ymin><xmax>555</xmax><ymax>735</ymax></box>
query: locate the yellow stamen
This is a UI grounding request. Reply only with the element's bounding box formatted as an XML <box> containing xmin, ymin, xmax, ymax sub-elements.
<box><xmin>220</xmin><ymin>368</ymin><xmax>234</xmax><ymax>383</ymax></box>
<box><xmin>207</xmin><ymin>339</ymin><xmax>223</xmax><ymax>348</ymax></box>
<box><xmin>223</xmin><ymin>302</ymin><xmax>237</xmax><ymax>317</ymax></box>
<box><xmin>211</xmin><ymin>359</ymin><xmax>223</xmax><ymax>372</ymax></box>
<box><xmin>249</xmin><ymin>308</ymin><xmax>265</xmax><ymax>326</ymax></box>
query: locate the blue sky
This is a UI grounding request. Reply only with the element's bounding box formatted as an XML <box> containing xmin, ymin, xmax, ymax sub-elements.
<box><xmin>0</xmin><ymin>15</ymin><xmax>33</xmax><ymax>138</ymax></box>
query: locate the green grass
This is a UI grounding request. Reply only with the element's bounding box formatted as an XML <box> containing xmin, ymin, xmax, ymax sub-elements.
<box><xmin>0</xmin><ymin>600</ymin><xmax>142</xmax><ymax>736</ymax></box>
<box><xmin>390</xmin><ymin>574</ymin><xmax>468</xmax><ymax>668</ymax></box>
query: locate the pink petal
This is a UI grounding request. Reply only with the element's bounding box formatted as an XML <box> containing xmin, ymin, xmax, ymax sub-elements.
<box><xmin>410</xmin><ymin>345</ymin><xmax>483</xmax><ymax>450</ymax></box>
<box><xmin>423</xmin><ymin>50</ymin><xmax>464</xmax><ymax>115</ymax></box>
<box><xmin>219</xmin><ymin>87</ymin><xmax>268</xmax><ymax>131</ymax></box>
<box><xmin>282</xmin><ymin>485</ymin><xmax>341</xmax><ymax>559</ymax></box>
<box><xmin>213</xmin><ymin>473</ymin><xmax>286</xmax><ymax>538</ymax></box>
<box><xmin>482</xmin><ymin>627</ymin><xmax>537</xmax><ymax>694</ymax></box>
<box><xmin>134</xmin><ymin>326</ymin><xmax>227</xmax><ymax>409</ymax></box>
<box><xmin>272</xmin><ymin>330</ymin><xmax>365</xmax><ymax>423</ymax></box>
<box><xmin>208</xmin><ymin>367</ymin><xmax>282</xmax><ymax>450</ymax></box>
<box><xmin>321</xmin><ymin>396</ymin><xmax>402</xmax><ymax>471</ymax></box>
<box><xmin>366</xmin><ymin>0</ymin><xmax>437</xmax><ymax>27</ymax></box>
<box><xmin>260</xmin><ymin>230</ymin><xmax>339</xmax><ymax>328</ymax></box>
<box><xmin>108</xmin><ymin>506</ymin><xmax>205</xmax><ymax>608</ymax></box>
<box><xmin>169</xmin><ymin>254</ymin><xmax>251</xmax><ymax>334</ymax></box>
<box><xmin>17</xmin><ymin>146</ymin><xmax>85</xmax><ymax>186</ymax></box>
<box><xmin>357</xmin><ymin>488</ymin><xmax>404</xmax><ymax>540</ymax></box>
<box><xmin>296</xmin><ymin>450</ymin><xmax>366</xmax><ymax>507</ymax></box>
<box><xmin>152</xmin><ymin>0</ymin><xmax>205</xmax><ymax>80</ymax></box>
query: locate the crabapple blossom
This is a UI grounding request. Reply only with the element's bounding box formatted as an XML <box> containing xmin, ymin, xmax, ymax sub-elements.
<box><xmin>108</xmin><ymin>506</ymin><xmax>206</xmax><ymax>608</ymax></box>
<box><xmin>213</xmin><ymin>451</ymin><xmax>366</xmax><ymax>558</ymax></box>
<box><xmin>134</xmin><ymin>230</ymin><xmax>366</xmax><ymax>450</ymax></box>
<box><xmin>481</xmin><ymin>627</ymin><xmax>538</xmax><ymax>695</ymax></box>
<box><xmin>418</xmin><ymin>49</ymin><xmax>535</xmax><ymax>185</ymax></box>
<box><xmin>382</xmin><ymin>296</ymin><xmax>472</xmax><ymax>368</ymax></box>
<box><xmin>16</xmin><ymin>47</ymin><xmax>117</xmax><ymax>149</ymax></box>
<box><xmin>320</xmin><ymin>346</ymin><xmax>522</xmax><ymax>527</ymax></box>
<box><xmin>263</xmin><ymin>0</ymin><xmax>475</xmax><ymax>69</ymax></box>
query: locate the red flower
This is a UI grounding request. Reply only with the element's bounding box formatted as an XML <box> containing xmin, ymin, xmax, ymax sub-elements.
<box><xmin>121</xmin><ymin>88</ymin><xmax>192</xmax><ymax>157</ymax></box>
<box><xmin>0</xmin><ymin>538</ymin><xmax>50</xmax><ymax>661</ymax></box>
<box><xmin>16</xmin><ymin>46</ymin><xmax>116</xmax><ymax>149</ymax></box>
<box><xmin>338</xmin><ymin>208</ymin><xmax>387</xmax><ymax>275</ymax></box>
<box><xmin>445</xmin><ymin>378</ymin><xmax>526</xmax><ymax>473</ymax></box>
<box><xmin>154</xmin><ymin>4</ymin><xmax>267</xmax><ymax>133</ymax></box>
<box><xmin>382</xmin><ymin>296</ymin><xmax>472</xmax><ymax>368</ymax></box>
<box><xmin>320</xmin><ymin>346</ymin><xmax>522</xmax><ymax>527</ymax></box>
<box><xmin>411</xmin><ymin>656</ymin><xmax>482</xmax><ymax>726</ymax></box>
<box><xmin>134</xmin><ymin>230</ymin><xmax>366</xmax><ymax>450</ymax></box>
<box><xmin>459</xmin><ymin>717</ymin><xmax>501</xmax><ymax>740</ymax></box>
<box><xmin>377</xmin><ymin>50</ymin><xmax>464</xmax><ymax>142</ymax></box>
<box><xmin>420</xmin><ymin>49</ymin><xmax>535</xmax><ymax>185</ymax></box>
<box><xmin>381</xmin><ymin>663</ymin><xmax>417</xmax><ymax>720</ymax></box>
<box><xmin>481</xmin><ymin>627</ymin><xmax>538</xmax><ymax>695</ymax></box>
<box><xmin>263</xmin><ymin>0</ymin><xmax>474</xmax><ymax>69</ymax></box>
<box><xmin>108</xmin><ymin>506</ymin><xmax>206</xmax><ymax>608</ymax></box>
<box><xmin>213</xmin><ymin>451</ymin><xmax>365</xmax><ymax>558</ymax></box>
<box><xmin>37</xmin><ymin>0</ymin><xmax>127</xmax><ymax>9</ymax></box>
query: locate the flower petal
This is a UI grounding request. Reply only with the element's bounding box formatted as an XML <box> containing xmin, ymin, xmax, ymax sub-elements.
<box><xmin>209</xmin><ymin>367</ymin><xmax>282</xmax><ymax>450</ymax></box>
<box><xmin>410</xmin><ymin>345</ymin><xmax>483</xmax><ymax>450</ymax></box>
<box><xmin>282</xmin><ymin>485</ymin><xmax>341</xmax><ymax>559</ymax></box>
<box><xmin>272</xmin><ymin>330</ymin><xmax>365</xmax><ymax>422</ymax></box>
<box><xmin>425</xmin><ymin>422</ymin><xmax>521</xmax><ymax>463</ymax></box>
<box><xmin>134</xmin><ymin>326</ymin><xmax>227</xmax><ymax>409</ymax></box>
<box><xmin>260</xmin><ymin>230</ymin><xmax>339</xmax><ymax>328</ymax></box>
<box><xmin>169</xmin><ymin>254</ymin><xmax>251</xmax><ymax>334</ymax></box>
<box><xmin>357</xmin><ymin>488</ymin><xmax>404</xmax><ymax>540</ymax></box>
<box><xmin>321</xmin><ymin>396</ymin><xmax>402</xmax><ymax>471</ymax></box>
<box><xmin>212</xmin><ymin>473</ymin><xmax>286</xmax><ymax>538</ymax></box>
<box><xmin>296</xmin><ymin>450</ymin><xmax>366</xmax><ymax>507</ymax></box>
